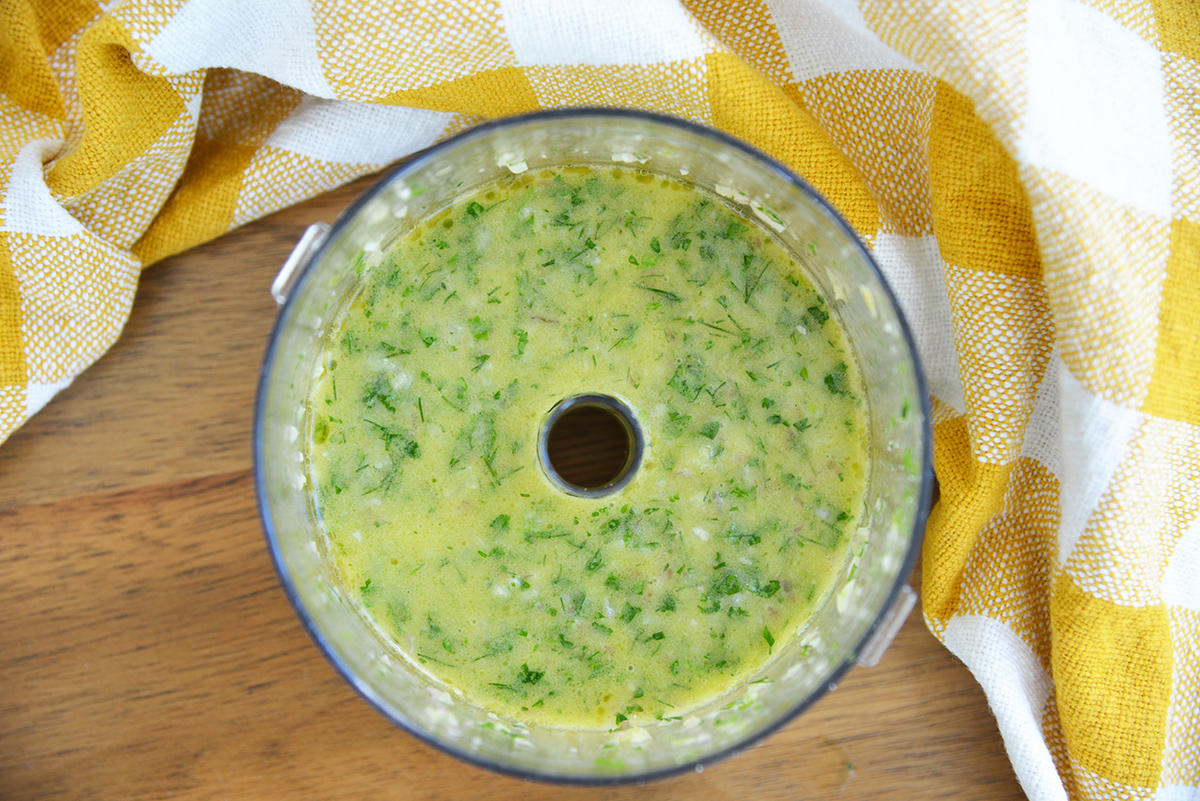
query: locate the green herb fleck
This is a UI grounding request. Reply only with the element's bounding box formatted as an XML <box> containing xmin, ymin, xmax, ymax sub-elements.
<box><xmin>518</xmin><ymin>663</ymin><xmax>544</xmax><ymax>685</ymax></box>
<box><xmin>468</xmin><ymin>316</ymin><xmax>492</xmax><ymax>340</ymax></box>
<box><xmin>713</xmin><ymin>574</ymin><xmax>742</xmax><ymax>595</ymax></box>
<box><xmin>667</xmin><ymin>360</ymin><xmax>707</xmax><ymax>401</ymax></box>
<box><xmin>636</xmin><ymin>284</ymin><xmax>682</xmax><ymax>303</ymax></box>
<box><xmin>824</xmin><ymin>362</ymin><xmax>852</xmax><ymax>396</ymax></box>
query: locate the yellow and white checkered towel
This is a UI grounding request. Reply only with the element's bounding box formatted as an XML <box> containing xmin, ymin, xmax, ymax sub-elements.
<box><xmin>2</xmin><ymin>1</ymin><xmax>1197</xmax><ymax>797</ymax></box>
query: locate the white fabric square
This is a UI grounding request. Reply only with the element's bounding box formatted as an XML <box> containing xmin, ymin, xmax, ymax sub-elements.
<box><xmin>1020</xmin><ymin>351</ymin><xmax>1063</xmax><ymax>480</ymax></box>
<box><xmin>1056</xmin><ymin>361</ymin><xmax>1143</xmax><ymax>565</ymax></box>
<box><xmin>500</xmin><ymin>0</ymin><xmax>712</xmax><ymax>67</ymax></box>
<box><xmin>1021</xmin><ymin>0</ymin><xmax>1173</xmax><ymax>217</ymax></box>
<box><xmin>870</xmin><ymin>233</ymin><xmax>966</xmax><ymax>415</ymax></box>
<box><xmin>3</xmin><ymin>139</ymin><xmax>82</xmax><ymax>237</ymax></box>
<box><xmin>942</xmin><ymin>615</ymin><xmax>1066</xmax><ymax>801</ymax></box>
<box><xmin>1154</xmin><ymin>784</ymin><xmax>1200</xmax><ymax>801</ymax></box>
<box><xmin>1162</xmin><ymin>515</ymin><xmax>1200</xmax><ymax>613</ymax></box>
<box><xmin>143</xmin><ymin>0</ymin><xmax>336</xmax><ymax>98</ymax></box>
<box><xmin>765</xmin><ymin>0</ymin><xmax>917</xmax><ymax>83</ymax></box>
<box><xmin>24</xmin><ymin>378</ymin><xmax>73</xmax><ymax>419</ymax></box>
<box><xmin>265</xmin><ymin>97</ymin><xmax>455</xmax><ymax>166</ymax></box>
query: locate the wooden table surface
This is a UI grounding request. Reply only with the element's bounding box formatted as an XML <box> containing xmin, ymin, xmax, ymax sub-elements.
<box><xmin>0</xmin><ymin>174</ymin><xmax>1026</xmax><ymax>800</ymax></box>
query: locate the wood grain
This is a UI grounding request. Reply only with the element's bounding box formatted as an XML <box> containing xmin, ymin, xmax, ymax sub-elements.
<box><xmin>0</xmin><ymin>176</ymin><xmax>1025</xmax><ymax>800</ymax></box>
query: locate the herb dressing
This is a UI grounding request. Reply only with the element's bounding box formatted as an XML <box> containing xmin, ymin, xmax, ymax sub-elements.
<box><xmin>308</xmin><ymin>166</ymin><xmax>868</xmax><ymax>729</ymax></box>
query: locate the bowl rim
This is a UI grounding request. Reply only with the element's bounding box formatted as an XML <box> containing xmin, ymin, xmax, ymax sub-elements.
<box><xmin>253</xmin><ymin>106</ymin><xmax>934</xmax><ymax>785</ymax></box>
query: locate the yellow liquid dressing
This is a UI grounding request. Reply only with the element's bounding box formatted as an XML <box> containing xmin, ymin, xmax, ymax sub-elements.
<box><xmin>308</xmin><ymin>166</ymin><xmax>869</xmax><ymax>729</ymax></box>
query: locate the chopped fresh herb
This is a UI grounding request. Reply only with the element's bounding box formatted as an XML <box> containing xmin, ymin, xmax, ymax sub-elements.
<box><xmin>518</xmin><ymin>663</ymin><xmax>544</xmax><ymax>685</ymax></box>
<box><xmin>468</xmin><ymin>316</ymin><xmax>492</xmax><ymax>340</ymax></box>
<box><xmin>636</xmin><ymin>284</ymin><xmax>682</xmax><ymax>303</ymax></box>
<box><xmin>825</xmin><ymin>362</ymin><xmax>852</xmax><ymax>396</ymax></box>
<box><xmin>664</xmin><ymin>409</ymin><xmax>692</xmax><ymax>435</ymax></box>
<box><xmin>667</xmin><ymin>359</ymin><xmax>708</xmax><ymax>401</ymax></box>
<box><xmin>713</xmin><ymin>574</ymin><xmax>741</xmax><ymax>595</ymax></box>
<box><xmin>751</xmin><ymin>579</ymin><xmax>781</xmax><ymax>598</ymax></box>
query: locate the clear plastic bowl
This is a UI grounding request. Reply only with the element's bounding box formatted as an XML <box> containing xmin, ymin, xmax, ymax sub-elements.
<box><xmin>254</xmin><ymin>109</ymin><xmax>932</xmax><ymax>783</ymax></box>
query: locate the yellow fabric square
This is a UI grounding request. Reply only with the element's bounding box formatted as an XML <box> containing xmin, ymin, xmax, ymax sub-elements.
<box><xmin>0</xmin><ymin>234</ymin><xmax>28</xmax><ymax>387</ymax></box>
<box><xmin>64</xmin><ymin>73</ymin><xmax>204</xmax><ymax>252</ymax></box>
<box><xmin>32</xmin><ymin>0</ymin><xmax>100</xmax><ymax>55</ymax></box>
<box><xmin>46</xmin><ymin>16</ymin><xmax>186</xmax><ymax>200</ymax></box>
<box><xmin>0</xmin><ymin>94</ymin><xmax>64</xmax><ymax>162</ymax></box>
<box><xmin>794</xmin><ymin>68</ymin><xmax>936</xmax><ymax>237</ymax></box>
<box><xmin>1025</xmin><ymin>165</ymin><xmax>1170</xmax><ymax>407</ymax></box>
<box><xmin>1152</xmin><ymin>0</ymin><xmax>1200</xmax><ymax>62</ymax></box>
<box><xmin>1052</xmin><ymin>570</ymin><xmax>1173</xmax><ymax>789</ymax></box>
<box><xmin>861</xmin><ymin>0</ymin><xmax>1026</xmax><ymax>155</ymax></box>
<box><xmin>683</xmin><ymin>0</ymin><xmax>793</xmax><ymax>87</ymax></box>
<box><xmin>0</xmin><ymin>0</ymin><xmax>66</xmax><ymax>122</ymax></box>
<box><xmin>923</xmin><ymin>413</ymin><xmax>1014</xmax><ymax>624</ymax></box>
<box><xmin>705</xmin><ymin>52</ymin><xmax>880</xmax><ymax>240</ymax></box>
<box><xmin>131</xmin><ymin>138</ymin><xmax>255</xmax><ymax>265</ymax></box>
<box><xmin>526</xmin><ymin>61</ymin><xmax>710</xmax><ymax>122</ymax></box>
<box><xmin>233</xmin><ymin>145</ymin><xmax>374</xmax><ymax>228</ymax></box>
<box><xmin>929</xmin><ymin>81</ymin><xmax>1041</xmax><ymax>281</ymax></box>
<box><xmin>377</xmin><ymin>67</ymin><xmax>539</xmax><ymax>119</ymax></box>
<box><xmin>1063</xmin><ymin>415</ymin><xmax>1200</xmax><ymax>609</ymax></box>
<box><xmin>312</xmin><ymin>0</ymin><xmax>516</xmax><ymax>101</ymax></box>
<box><xmin>8</xmin><ymin>231</ymin><xmax>138</xmax><ymax>384</ymax></box>
<box><xmin>1042</xmin><ymin>688</ymin><xmax>1083</xmax><ymax>798</ymax></box>
<box><xmin>955</xmin><ymin>457</ymin><xmax>1059</xmax><ymax>670</ymax></box>
<box><xmin>945</xmin><ymin>264</ymin><xmax>1054</xmax><ymax>465</ymax></box>
<box><xmin>1143</xmin><ymin>217</ymin><xmax>1200</xmax><ymax>426</ymax></box>
<box><xmin>0</xmin><ymin>385</ymin><xmax>24</xmax><ymax>443</ymax></box>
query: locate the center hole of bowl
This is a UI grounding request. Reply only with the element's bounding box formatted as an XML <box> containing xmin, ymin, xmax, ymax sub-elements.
<box><xmin>540</xmin><ymin>395</ymin><xmax>643</xmax><ymax>497</ymax></box>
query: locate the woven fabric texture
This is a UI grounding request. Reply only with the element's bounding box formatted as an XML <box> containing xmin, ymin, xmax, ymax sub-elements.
<box><xmin>2</xmin><ymin>1</ymin><xmax>1197</xmax><ymax>798</ymax></box>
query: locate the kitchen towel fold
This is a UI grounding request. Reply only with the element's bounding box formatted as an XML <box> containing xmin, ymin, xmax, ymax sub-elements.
<box><xmin>1</xmin><ymin>1</ymin><xmax>1197</xmax><ymax>799</ymax></box>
